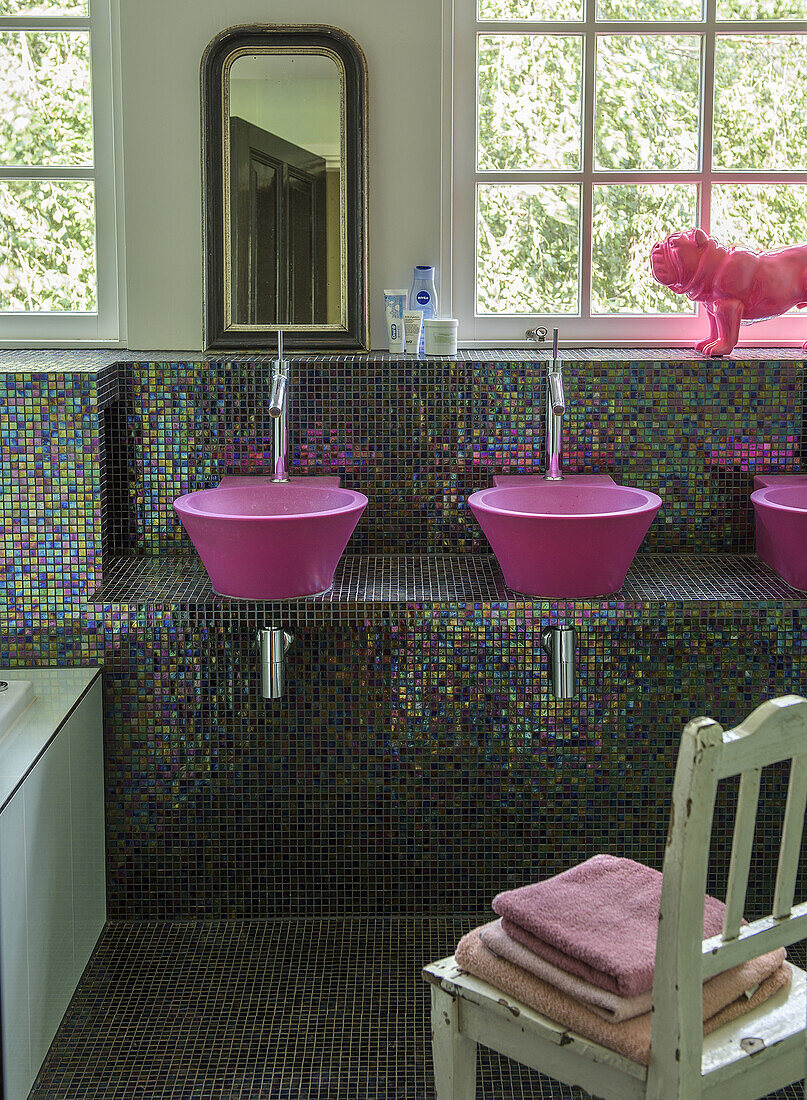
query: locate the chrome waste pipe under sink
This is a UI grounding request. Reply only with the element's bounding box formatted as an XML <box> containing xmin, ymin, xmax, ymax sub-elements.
<box><xmin>258</xmin><ymin>628</ymin><xmax>294</xmax><ymax>699</ymax></box>
<box><xmin>541</xmin><ymin>624</ymin><xmax>577</xmax><ymax>699</ymax></box>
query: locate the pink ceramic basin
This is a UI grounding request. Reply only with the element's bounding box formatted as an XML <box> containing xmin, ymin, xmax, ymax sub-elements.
<box><xmin>751</xmin><ymin>483</ymin><xmax>807</xmax><ymax>591</ymax></box>
<box><xmin>468</xmin><ymin>481</ymin><xmax>662</xmax><ymax>597</ymax></box>
<box><xmin>173</xmin><ymin>481</ymin><xmax>367</xmax><ymax>599</ymax></box>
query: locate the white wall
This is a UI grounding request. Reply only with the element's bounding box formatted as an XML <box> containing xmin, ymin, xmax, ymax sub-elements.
<box><xmin>118</xmin><ymin>0</ymin><xmax>443</xmax><ymax>350</ymax></box>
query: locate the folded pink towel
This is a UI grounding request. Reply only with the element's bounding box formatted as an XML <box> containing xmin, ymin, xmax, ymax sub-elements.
<box><xmin>493</xmin><ymin>854</ymin><xmax>728</xmax><ymax>996</ymax></box>
<box><xmin>456</xmin><ymin>924</ymin><xmax>790</xmax><ymax>1066</ymax></box>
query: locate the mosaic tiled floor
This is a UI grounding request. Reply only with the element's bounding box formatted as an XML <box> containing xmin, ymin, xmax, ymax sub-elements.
<box><xmin>32</xmin><ymin>920</ymin><xmax>805</xmax><ymax>1100</ymax></box>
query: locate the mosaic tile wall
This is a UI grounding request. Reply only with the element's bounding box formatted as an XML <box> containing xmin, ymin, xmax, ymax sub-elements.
<box><xmin>107</xmin><ymin>357</ymin><xmax>803</xmax><ymax>556</ymax></box>
<box><xmin>1</xmin><ymin>369</ymin><xmax>116</xmax><ymax>665</ymax></box>
<box><xmin>1</xmin><ymin>355</ymin><xmax>805</xmax><ymax>920</ymax></box>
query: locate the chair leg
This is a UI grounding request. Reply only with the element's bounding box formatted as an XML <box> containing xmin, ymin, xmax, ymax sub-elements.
<box><xmin>430</xmin><ymin>984</ymin><xmax>477</xmax><ymax>1099</ymax></box>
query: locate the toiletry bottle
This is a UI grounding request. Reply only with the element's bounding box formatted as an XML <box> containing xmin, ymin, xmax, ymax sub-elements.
<box><xmin>409</xmin><ymin>266</ymin><xmax>438</xmax><ymax>354</ymax></box>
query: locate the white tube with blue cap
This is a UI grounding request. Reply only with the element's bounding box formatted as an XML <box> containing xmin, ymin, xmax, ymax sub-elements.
<box><xmin>384</xmin><ymin>289</ymin><xmax>408</xmax><ymax>353</ymax></box>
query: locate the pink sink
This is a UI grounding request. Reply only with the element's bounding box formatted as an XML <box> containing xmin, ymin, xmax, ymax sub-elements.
<box><xmin>173</xmin><ymin>477</ymin><xmax>367</xmax><ymax>599</ymax></box>
<box><xmin>468</xmin><ymin>475</ymin><xmax>662</xmax><ymax>597</ymax></box>
<box><xmin>751</xmin><ymin>475</ymin><xmax>807</xmax><ymax>591</ymax></box>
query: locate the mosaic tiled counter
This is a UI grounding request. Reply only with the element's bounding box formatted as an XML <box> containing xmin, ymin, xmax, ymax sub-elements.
<box><xmin>1</xmin><ymin>351</ymin><xmax>805</xmax><ymax>920</ymax></box>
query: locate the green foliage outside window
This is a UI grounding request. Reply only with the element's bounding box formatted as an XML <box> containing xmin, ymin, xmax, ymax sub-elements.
<box><xmin>0</xmin><ymin>27</ymin><xmax>96</xmax><ymax>312</ymax></box>
<box><xmin>478</xmin><ymin>35</ymin><xmax>582</xmax><ymax>170</ymax></box>
<box><xmin>478</xmin><ymin>184</ymin><xmax>580</xmax><ymax>313</ymax></box>
<box><xmin>0</xmin><ymin>0</ymin><xmax>86</xmax><ymax>12</ymax></box>
<box><xmin>0</xmin><ymin>180</ymin><xmax>96</xmax><ymax>311</ymax></box>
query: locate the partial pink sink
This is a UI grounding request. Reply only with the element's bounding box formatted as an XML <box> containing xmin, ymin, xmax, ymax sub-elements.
<box><xmin>751</xmin><ymin>475</ymin><xmax>807</xmax><ymax>591</ymax></box>
<box><xmin>173</xmin><ymin>476</ymin><xmax>367</xmax><ymax>599</ymax></box>
<box><xmin>468</xmin><ymin>474</ymin><xmax>662</xmax><ymax>597</ymax></box>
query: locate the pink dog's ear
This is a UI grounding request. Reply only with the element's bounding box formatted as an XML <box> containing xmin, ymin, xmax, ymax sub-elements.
<box><xmin>693</xmin><ymin>227</ymin><xmax>709</xmax><ymax>247</ymax></box>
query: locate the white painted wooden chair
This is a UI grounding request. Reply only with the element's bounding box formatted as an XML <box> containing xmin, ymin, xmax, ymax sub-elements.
<box><xmin>424</xmin><ymin>695</ymin><xmax>807</xmax><ymax>1099</ymax></box>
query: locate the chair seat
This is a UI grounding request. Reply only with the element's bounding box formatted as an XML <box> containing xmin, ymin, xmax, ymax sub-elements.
<box><xmin>423</xmin><ymin>956</ymin><xmax>806</xmax><ymax>1096</ymax></box>
<box><xmin>700</xmin><ymin>962</ymin><xmax>805</xmax><ymax>1089</ymax></box>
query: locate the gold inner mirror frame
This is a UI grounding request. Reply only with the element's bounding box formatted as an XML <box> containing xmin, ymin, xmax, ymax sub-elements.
<box><xmin>222</xmin><ymin>46</ymin><xmax>348</xmax><ymax>333</ymax></box>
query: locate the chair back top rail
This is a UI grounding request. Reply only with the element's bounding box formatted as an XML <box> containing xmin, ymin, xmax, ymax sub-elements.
<box><xmin>717</xmin><ymin>697</ymin><xmax>807</xmax><ymax>777</ymax></box>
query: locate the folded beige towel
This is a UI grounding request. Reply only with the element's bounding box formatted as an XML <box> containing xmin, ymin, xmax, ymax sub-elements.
<box><xmin>456</xmin><ymin>923</ymin><xmax>791</xmax><ymax>1065</ymax></box>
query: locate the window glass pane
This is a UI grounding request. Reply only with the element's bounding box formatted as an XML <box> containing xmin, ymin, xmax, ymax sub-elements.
<box><xmin>713</xmin><ymin>36</ymin><xmax>807</xmax><ymax>170</ymax></box>
<box><xmin>712</xmin><ymin>184</ymin><xmax>807</xmax><ymax>250</ymax></box>
<box><xmin>711</xmin><ymin>185</ymin><xmax>807</xmax><ymax>315</ymax></box>
<box><xmin>595</xmin><ymin>36</ymin><xmax>701</xmax><ymax>170</ymax></box>
<box><xmin>0</xmin><ymin>31</ymin><xmax>93</xmax><ymax>167</ymax></box>
<box><xmin>478</xmin><ymin>0</ymin><xmax>583</xmax><ymax>19</ymax></box>
<box><xmin>597</xmin><ymin>0</ymin><xmax>702</xmax><ymax>20</ymax></box>
<box><xmin>717</xmin><ymin>0</ymin><xmax>807</xmax><ymax>17</ymax></box>
<box><xmin>592</xmin><ymin>184</ymin><xmax>698</xmax><ymax>314</ymax></box>
<box><xmin>0</xmin><ymin>0</ymin><xmax>87</xmax><ymax>12</ymax></box>
<box><xmin>0</xmin><ymin>180</ymin><xmax>96</xmax><ymax>311</ymax></box>
<box><xmin>477</xmin><ymin>184</ymin><xmax>580</xmax><ymax>314</ymax></box>
<box><xmin>477</xmin><ymin>35</ymin><xmax>583</xmax><ymax>170</ymax></box>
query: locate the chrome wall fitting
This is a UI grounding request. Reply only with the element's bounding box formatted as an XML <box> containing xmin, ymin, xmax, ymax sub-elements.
<box><xmin>525</xmin><ymin>327</ymin><xmax>548</xmax><ymax>342</ymax></box>
<box><xmin>258</xmin><ymin>628</ymin><xmax>294</xmax><ymax>699</ymax></box>
<box><xmin>268</xmin><ymin>330</ymin><xmax>291</xmax><ymax>483</ymax></box>
<box><xmin>541</xmin><ymin>624</ymin><xmax>577</xmax><ymax>699</ymax></box>
<box><xmin>544</xmin><ymin>327</ymin><xmax>565</xmax><ymax>482</ymax></box>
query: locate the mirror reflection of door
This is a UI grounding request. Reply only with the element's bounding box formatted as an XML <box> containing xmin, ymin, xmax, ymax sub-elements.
<box><xmin>230</xmin><ymin>119</ymin><xmax>327</xmax><ymax>324</ymax></box>
<box><xmin>228</xmin><ymin>53</ymin><xmax>343</xmax><ymax>328</ymax></box>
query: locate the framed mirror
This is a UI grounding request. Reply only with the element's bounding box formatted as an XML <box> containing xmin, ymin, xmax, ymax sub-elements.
<box><xmin>202</xmin><ymin>26</ymin><xmax>369</xmax><ymax>351</ymax></box>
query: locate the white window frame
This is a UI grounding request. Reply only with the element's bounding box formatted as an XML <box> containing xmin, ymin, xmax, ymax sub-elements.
<box><xmin>443</xmin><ymin>0</ymin><xmax>807</xmax><ymax>347</ymax></box>
<box><xmin>0</xmin><ymin>0</ymin><xmax>125</xmax><ymax>347</ymax></box>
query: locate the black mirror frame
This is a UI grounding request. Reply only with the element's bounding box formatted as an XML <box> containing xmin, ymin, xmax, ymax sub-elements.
<box><xmin>201</xmin><ymin>24</ymin><xmax>369</xmax><ymax>352</ymax></box>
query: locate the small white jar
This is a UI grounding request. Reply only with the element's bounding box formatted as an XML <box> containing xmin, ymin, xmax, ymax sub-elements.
<box><xmin>424</xmin><ymin>317</ymin><xmax>459</xmax><ymax>356</ymax></box>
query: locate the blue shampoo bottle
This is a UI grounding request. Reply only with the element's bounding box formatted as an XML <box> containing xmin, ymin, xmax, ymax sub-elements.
<box><xmin>409</xmin><ymin>266</ymin><xmax>438</xmax><ymax>354</ymax></box>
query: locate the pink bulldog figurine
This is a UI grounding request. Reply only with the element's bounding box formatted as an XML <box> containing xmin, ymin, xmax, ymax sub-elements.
<box><xmin>650</xmin><ymin>227</ymin><xmax>807</xmax><ymax>356</ymax></box>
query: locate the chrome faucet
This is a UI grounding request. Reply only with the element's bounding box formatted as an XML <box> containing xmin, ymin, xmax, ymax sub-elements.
<box><xmin>544</xmin><ymin>327</ymin><xmax>565</xmax><ymax>481</ymax></box>
<box><xmin>268</xmin><ymin>330</ymin><xmax>290</xmax><ymax>483</ymax></box>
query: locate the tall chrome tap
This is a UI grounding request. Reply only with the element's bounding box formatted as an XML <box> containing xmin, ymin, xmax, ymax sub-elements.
<box><xmin>268</xmin><ymin>330</ymin><xmax>290</xmax><ymax>483</ymax></box>
<box><xmin>544</xmin><ymin>327</ymin><xmax>565</xmax><ymax>481</ymax></box>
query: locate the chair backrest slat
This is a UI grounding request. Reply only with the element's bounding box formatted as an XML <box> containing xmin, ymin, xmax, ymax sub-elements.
<box><xmin>721</xmin><ymin>766</ymin><xmax>761</xmax><ymax>940</ymax></box>
<box><xmin>772</xmin><ymin>752</ymin><xmax>807</xmax><ymax>919</ymax></box>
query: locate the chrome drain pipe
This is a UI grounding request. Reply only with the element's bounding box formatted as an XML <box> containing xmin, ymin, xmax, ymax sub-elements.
<box><xmin>258</xmin><ymin>628</ymin><xmax>294</xmax><ymax>699</ymax></box>
<box><xmin>541</xmin><ymin>624</ymin><xmax>577</xmax><ymax>699</ymax></box>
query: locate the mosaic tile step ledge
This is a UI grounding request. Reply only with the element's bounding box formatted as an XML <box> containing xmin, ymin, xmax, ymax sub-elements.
<box><xmin>1</xmin><ymin>345</ymin><xmax>805</xmax><ymax>374</ymax></box>
<box><xmin>89</xmin><ymin>552</ymin><xmax>807</xmax><ymax>623</ymax></box>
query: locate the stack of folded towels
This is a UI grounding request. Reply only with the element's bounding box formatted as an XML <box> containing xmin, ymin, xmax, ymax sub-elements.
<box><xmin>455</xmin><ymin>854</ymin><xmax>791</xmax><ymax>1065</ymax></box>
